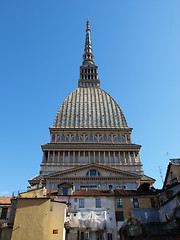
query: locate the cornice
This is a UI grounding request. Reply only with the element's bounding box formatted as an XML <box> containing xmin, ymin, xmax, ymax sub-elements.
<box><xmin>41</xmin><ymin>143</ymin><xmax>141</xmax><ymax>151</ymax></box>
<box><xmin>49</xmin><ymin>127</ymin><xmax>133</xmax><ymax>134</ymax></box>
<box><xmin>45</xmin><ymin>176</ymin><xmax>139</xmax><ymax>181</ymax></box>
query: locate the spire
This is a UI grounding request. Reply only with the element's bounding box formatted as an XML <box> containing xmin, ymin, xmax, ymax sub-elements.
<box><xmin>78</xmin><ymin>19</ymin><xmax>100</xmax><ymax>88</ymax></box>
<box><xmin>83</xmin><ymin>19</ymin><xmax>95</xmax><ymax>66</ymax></box>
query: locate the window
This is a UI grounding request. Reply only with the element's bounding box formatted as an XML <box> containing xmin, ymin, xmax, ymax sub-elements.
<box><xmin>54</xmin><ymin>183</ymin><xmax>59</xmax><ymax>189</ymax></box>
<box><xmin>86</xmin><ymin>136</ymin><xmax>97</xmax><ymax>141</ymax></box>
<box><xmin>1</xmin><ymin>208</ymin><xmax>8</xmax><ymax>219</ymax></box>
<box><xmin>75</xmin><ymin>183</ymin><xmax>79</xmax><ymax>190</ymax></box>
<box><xmin>86</xmin><ymin>170</ymin><xmax>100</xmax><ymax>177</ymax></box>
<box><xmin>79</xmin><ymin>199</ymin><xmax>84</xmax><ymax>208</ymax></box>
<box><xmin>74</xmin><ymin>198</ymin><xmax>77</xmax><ymax>202</ymax></box>
<box><xmin>114</xmin><ymin>136</ymin><xmax>125</xmax><ymax>142</ymax></box>
<box><xmin>107</xmin><ymin>233</ymin><xmax>112</xmax><ymax>240</ymax></box>
<box><xmin>57</xmin><ymin>136</ymin><xmax>69</xmax><ymax>141</ymax></box>
<box><xmin>89</xmin><ymin>183</ymin><xmax>97</xmax><ymax>188</ymax></box>
<box><xmin>81</xmin><ymin>232</ymin><xmax>84</xmax><ymax>240</ymax></box>
<box><xmin>109</xmin><ymin>184</ymin><xmax>115</xmax><ymax>190</ymax></box>
<box><xmin>72</xmin><ymin>136</ymin><xmax>83</xmax><ymax>141</ymax></box>
<box><xmin>125</xmin><ymin>183</ymin><xmax>137</xmax><ymax>190</ymax></box>
<box><xmin>151</xmin><ymin>198</ymin><xmax>156</xmax><ymax>208</ymax></box>
<box><xmin>99</xmin><ymin>136</ymin><xmax>111</xmax><ymax>141</ymax></box>
<box><xmin>96</xmin><ymin>199</ymin><xmax>101</xmax><ymax>208</ymax></box>
<box><xmin>133</xmin><ymin>198</ymin><xmax>139</xmax><ymax>208</ymax></box>
<box><xmin>63</xmin><ymin>187</ymin><xmax>68</xmax><ymax>196</ymax></box>
<box><xmin>117</xmin><ymin>198</ymin><xmax>123</xmax><ymax>208</ymax></box>
<box><xmin>96</xmin><ymin>231</ymin><xmax>103</xmax><ymax>240</ymax></box>
<box><xmin>126</xmin><ymin>183</ymin><xmax>133</xmax><ymax>189</ymax></box>
<box><xmin>115</xmin><ymin>211</ymin><xmax>124</xmax><ymax>221</ymax></box>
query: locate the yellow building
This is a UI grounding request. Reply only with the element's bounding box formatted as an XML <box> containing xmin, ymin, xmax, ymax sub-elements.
<box><xmin>11</xmin><ymin>197</ymin><xmax>66</xmax><ymax>240</ymax></box>
<box><xmin>163</xmin><ymin>158</ymin><xmax>180</xmax><ymax>186</ymax></box>
<box><xmin>0</xmin><ymin>197</ymin><xmax>12</xmax><ymax>240</ymax></box>
<box><xmin>114</xmin><ymin>189</ymin><xmax>159</xmax><ymax>221</ymax></box>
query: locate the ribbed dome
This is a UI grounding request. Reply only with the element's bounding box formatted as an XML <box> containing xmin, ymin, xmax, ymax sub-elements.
<box><xmin>53</xmin><ymin>87</ymin><xmax>128</xmax><ymax>129</ymax></box>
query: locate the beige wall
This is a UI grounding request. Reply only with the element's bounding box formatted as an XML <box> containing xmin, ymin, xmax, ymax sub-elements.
<box><xmin>11</xmin><ymin>198</ymin><xmax>66</xmax><ymax>240</ymax></box>
<box><xmin>20</xmin><ymin>189</ymin><xmax>45</xmax><ymax>198</ymax></box>
<box><xmin>115</xmin><ymin>196</ymin><xmax>155</xmax><ymax>219</ymax></box>
<box><xmin>166</xmin><ymin>165</ymin><xmax>180</xmax><ymax>185</ymax></box>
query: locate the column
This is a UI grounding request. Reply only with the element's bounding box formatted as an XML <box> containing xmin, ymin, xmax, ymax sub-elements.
<box><xmin>68</xmin><ymin>151</ymin><xmax>70</xmax><ymax>163</ymax></box>
<box><xmin>83</xmin><ymin>151</ymin><xmax>85</xmax><ymax>163</ymax></box>
<box><xmin>133</xmin><ymin>152</ymin><xmax>136</xmax><ymax>163</ymax></box>
<box><xmin>78</xmin><ymin>151</ymin><xmax>80</xmax><ymax>163</ymax></box>
<box><xmin>123</xmin><ymin>152</ymin><xmax>126</xmax><ymax>163</ymax></box>
<box><xmin>58</xmin><ymin>151</ymin><xmax>60</xmax><ymax>163</ymax></box>
<box><xmin>118</xmin><ymin>152</ymin><xmax>121</xmax><ymax>163</ymax></box>
<box><xmin>53</xmin><ymin>151</ymin><xmax>55</xmax><ymax>163</ymax></box>
<box><xmin>42</xmin><ymin>152</ymin><xmax>45</xmax><ymax>163</ymax></box>
<box><xmin>128</xmin><ymin>152</ymin><xmax>131</xmax><ymax>163</ymax></box>
<box><xmin>137</xmin><ymin>153</ymin><xmax>141</xmax><ymax>163</ymax></box>
<box><xmin>113</xmin><ymin>152</ymin><xmax>116</xmax><ymax>163</ymax></box>
<box><xmin>108</xmin><ymin>152</ymin><xmax>111</xmax><ymax>163</ymax></box>
<box><xmin>73</xmin><ymin>151</ymin><xmax>75</xmax><ymax>163</ymax></box>
<box><xmin>88</xmin><ymin>151</ymin><xmax>90</xmax><ymax>163</ymax></box>
<box><xmin>99</xmin><ymin>152</ymin><xmax>101</xmax><ymax>163</ymax></box>
<box><xmin>63</xmin><ymin>151</ymin><xmax>65</xmax><ymax>163</ymax></box>
<box><xmin>93</xmin><ymin>151</ymin><xmax>95</xmax><ymax>163</ymax></box>
<box><xmin>104</xmin><ymin>151</ymin><xmax>106</xmax><ymax>163</ymax></box>
<box><xmin>48</xmin><ymin>151</ymin><xmax>50</xmax><ymax>163</ymax></box>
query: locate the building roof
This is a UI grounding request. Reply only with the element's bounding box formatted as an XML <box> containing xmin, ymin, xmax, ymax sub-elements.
<box><xmin>47</xmin><ymin>189</ymin><xmax>160</xmax><ymax>197</ymax></box>
<box><xmin>53</xmin><ymin>87</ymin><xmax>128</xmax><ymax>129</ymax></box>
<box><xmin>73</xmin><ymin>189</ymin><xmax>114</xmax><ymax>196</ymax></box>
<box><xmin>114</xmin><ymin>189</ymin><xmax>160</xmax><ymax>197</ymax></box>
<box><xmin>0</xmin><ymin>197</ymin><xmax>11</xmax><ymax>205</ymax></box>
<box><xmin>29</xmin><ymin>174</ymin><xmax>45</xmax><ymax>181</ymax></box>
<box><xmin>170</xmin><ymin>158</ymin><xmax>180</xmax><ymax>165</ymax></box>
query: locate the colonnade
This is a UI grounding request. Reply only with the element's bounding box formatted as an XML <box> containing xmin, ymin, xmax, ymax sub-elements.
<box><xmin>43</xmin><ymin>150</ymin><xmax>141</xmax><ymax>164</ymax></box>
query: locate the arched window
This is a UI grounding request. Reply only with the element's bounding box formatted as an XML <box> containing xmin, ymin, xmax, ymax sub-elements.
<box><xmin>71</xmin><ymin>136</ymin><xmax>83</xmax><ymax>141</ymax></box>
<box><xmin>86</xmin><ymin>170</ymin><xmax>100</xmax><ymax>177</ymax></box>
<box><xmin>57</xmin><ymin>136</ymin><xmax>69</xmax><ymax>141</ymax></box>
<box><xmin>86</xmin><ymin>136</ymin><xmax>97</xmax><ymax>141</ymax></box>
<box><xmin>99</xmin><ymin>136</ymin><xmax>111</xmax><ymax>142</ymax></box>
<box><xmin>113</xmin><ymin>136</ymin><xmax>125</xmax><ymax>142</ymax></box>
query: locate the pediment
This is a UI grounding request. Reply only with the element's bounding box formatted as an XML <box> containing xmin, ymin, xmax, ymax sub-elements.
<box><xmin>44</xmin><ymin>163</ymin><xmax>141</xmax><ymax>180</ymax></box>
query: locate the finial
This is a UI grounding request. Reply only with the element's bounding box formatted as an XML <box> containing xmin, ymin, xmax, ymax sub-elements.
<box><xmin>83</xmin><ymin>18</ymin><xmax>94</xmax><ymax>66</ymax></box>
<box><xmin>78</xmin><ymin>20</ymin><xmax>100</xmax><ymax>88</ymax></box>
<box><xmin>86</xmin><ymin>18</ymin><xmax>90</xmax><ymax>31</ymax></box>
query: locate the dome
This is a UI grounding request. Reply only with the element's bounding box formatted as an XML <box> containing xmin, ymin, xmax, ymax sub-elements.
<box><xmin>53</xmin><ymin>87</ymin><xmax>128</xmax><ymax>128</ymax></box>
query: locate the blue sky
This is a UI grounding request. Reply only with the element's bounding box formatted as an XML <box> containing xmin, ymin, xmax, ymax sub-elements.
<box><xmin>0</xmin><ymin>1</ymin><xmax>180</xmax><ymax>196</ymax></box>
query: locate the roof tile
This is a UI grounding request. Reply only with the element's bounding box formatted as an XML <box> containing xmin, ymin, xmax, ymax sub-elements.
<box><xmin>0</xmin><ymin>197</ymin><xmax>11</xmax><ymax>205</ymax></box>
